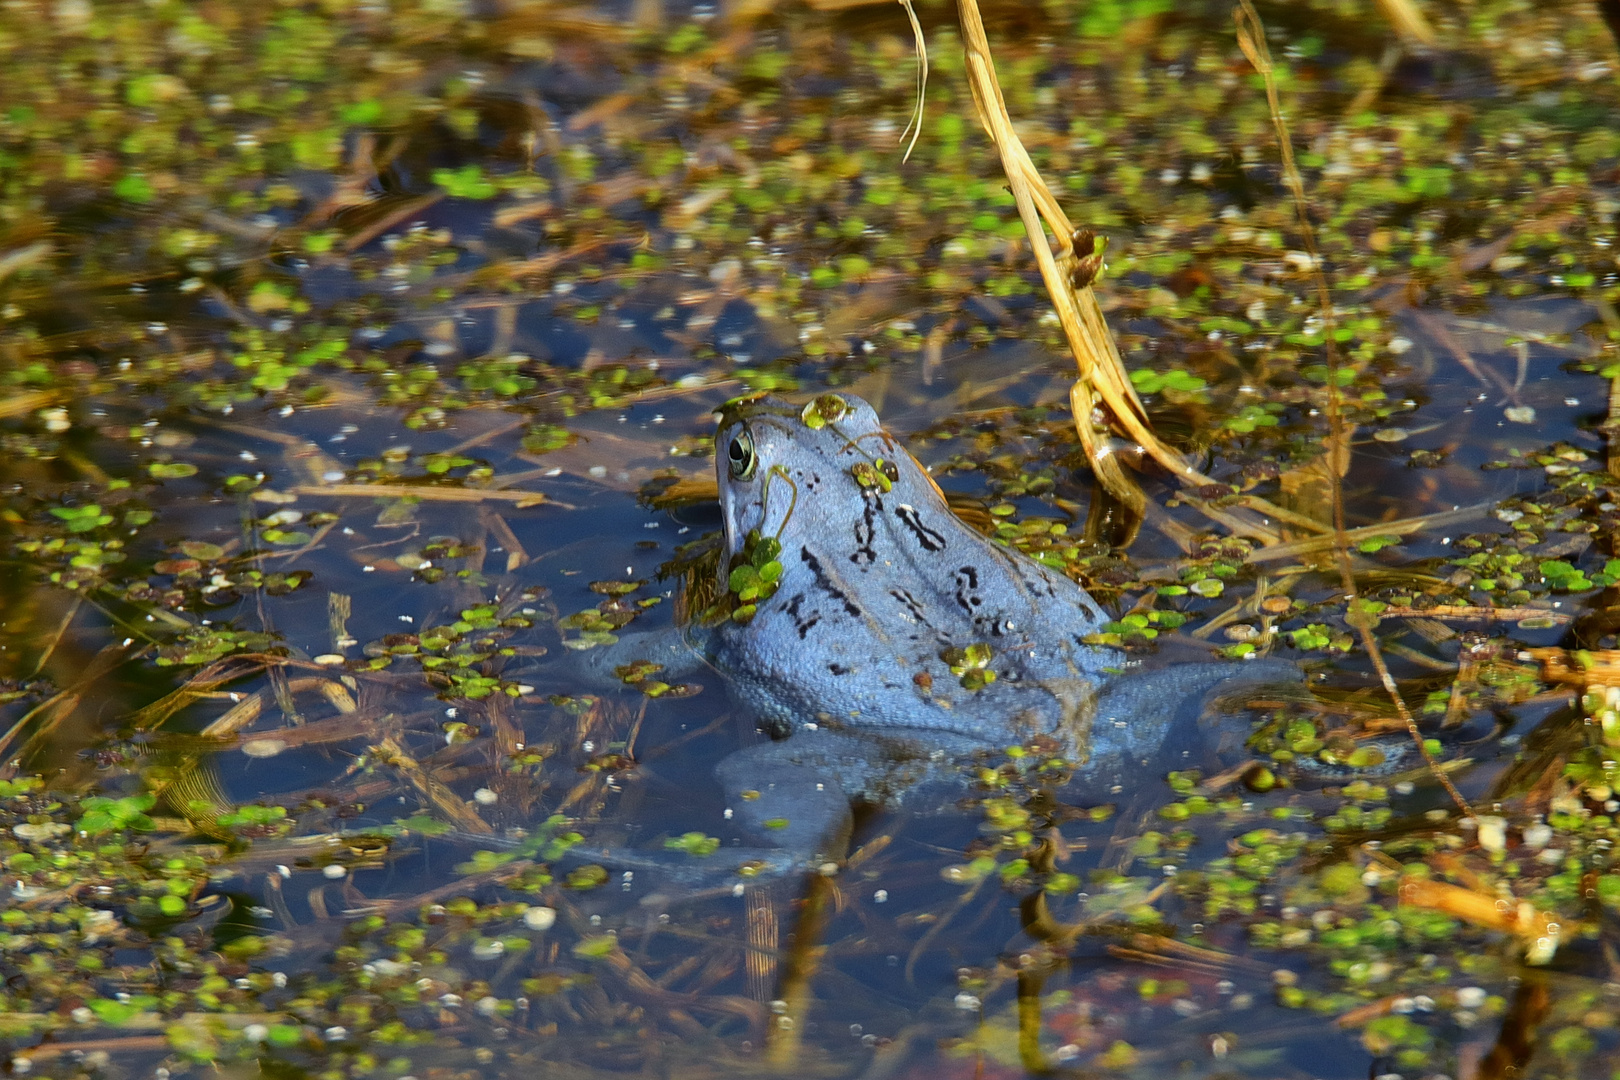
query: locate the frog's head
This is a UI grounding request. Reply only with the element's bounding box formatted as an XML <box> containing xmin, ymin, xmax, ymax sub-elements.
<box><xmin>713</xmin><ymin>392</ymin><xmax>938</xmax><ymax>569</ymax></box>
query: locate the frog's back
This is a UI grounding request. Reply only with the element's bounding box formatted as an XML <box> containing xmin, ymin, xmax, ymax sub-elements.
<box><xmin>710</xmin><ymin>394</ymin><xmax>1119</xmax><ymax>743</ymax></box>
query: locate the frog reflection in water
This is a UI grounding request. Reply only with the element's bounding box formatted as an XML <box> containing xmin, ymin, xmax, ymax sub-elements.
<box><xmin>589</xmin><ymin>393</ymin><xmax>1293</xmax><ymax>878</ymax></box>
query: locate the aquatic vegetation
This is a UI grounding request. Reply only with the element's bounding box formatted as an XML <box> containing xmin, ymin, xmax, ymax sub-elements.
<box><xmin>3</xmin><ymin>0</ymin><xmax>1620</xmax><ymax>1075</ymax></box>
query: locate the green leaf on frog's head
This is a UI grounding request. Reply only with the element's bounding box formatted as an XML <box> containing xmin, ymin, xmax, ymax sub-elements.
<box><xmin>850</xmin><ymin>461</ymin><xmax>892</xmax><ymax>492</ymax></box>
<box><xmin>960</xmin><ymin>668</ymin><xmax>997</xmax><ymax>690</ymax></box>
<box><xmin>941</xmin><ymin>642</ymin><xmax>996</xmax><ymax>689</ymax></box>
<box><xmin>800</xmin><ymin>394</ymin><xmax>849</xmax><ymax>430</ymax></box>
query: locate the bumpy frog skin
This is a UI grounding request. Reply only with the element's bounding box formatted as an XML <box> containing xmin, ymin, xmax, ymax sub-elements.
<box><xmin>711</xmin><ymin>393</ymin><xmax>1114</xmax><ymax>742</ymax></box>
<box><xmin>582</xmin><ymin>393</ymin><xmax>1295</xmax><ymax>881</ymax></box>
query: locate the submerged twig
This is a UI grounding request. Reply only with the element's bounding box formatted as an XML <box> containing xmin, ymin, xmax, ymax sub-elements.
<box><xmin>373</xmin><ymin>734</ymin><xmax>493</xmax><ymax>835</ymax></box>
<box><xmin>0</xmin><ymin>389</ymin><xmax>60</xmax><ymax>420</ymax></box>
<box><xmin>1243</xmin><ymin>502</ymin><xmax>1491</xmax><ymax>564</ymax></box>
<box><xmin>27</xmin><ymin>594</ymin><xmax>81</xmax><ymax>678</ymax></box>
<box><xmin>198</xmin><ymin>676</ymin><xmax>359</xmax><ymax>739</ymax></box>
<box><xmin>0</xmin><ymin>642</ymin><xmax>137</xmax><ymax>763</ymax></box>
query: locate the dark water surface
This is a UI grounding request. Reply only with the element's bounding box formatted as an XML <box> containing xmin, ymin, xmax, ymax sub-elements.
<box><xmin>3</xmin><ymin>1</ymin><xmax>1620</xmax><ymax>1077</ymax></box>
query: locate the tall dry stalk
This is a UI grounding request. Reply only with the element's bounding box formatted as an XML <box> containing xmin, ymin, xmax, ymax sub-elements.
<box><xmin>954</xmin><ymin>0</ymin><xmax>1315</xmax><ymax>546</ymax></box>
<box><xmin>1374</xmin><ymin>0</ymin><xmax>1438</xmax><ymax>47</ymax></box>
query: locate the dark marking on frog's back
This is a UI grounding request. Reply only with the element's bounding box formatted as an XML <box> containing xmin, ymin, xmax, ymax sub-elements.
<box><xmin>785</xmin><ymin>592</ymin><xmax>820</xmax><ymax>639</ymax></box>
<box><xmin>894</xmin><ymin>503</ymin><xmax>947</xmax><ymax>552</ymax></box>
<box><xmin>828</xmin><ymin>662</ymin><xmax>852</xmax><ymax>675</ymax></box>
<box><xmin>954</xmin><ymin>565</ymin><xmax>984</xmax><ymax>615</ymax></box>
<box><xmin>851</xmin><ymin>493</ymin><xmax>881</xmax><ymax>566</ymax></box>
<box><xmin>801</xmin><ymin>546</ymin><xmax>862</xmax><ymax>618</ymax></box>
<box><xmin>889</xmin><ymin>587</ymin><xmax>932</xmax><ymax>627</ymax></box>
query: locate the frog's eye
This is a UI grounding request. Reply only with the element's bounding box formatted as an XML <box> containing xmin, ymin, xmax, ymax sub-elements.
<box><xmin>726</xmin><ymin>430</ymin><xmax>757</xmax><ymax>480</ymax></box>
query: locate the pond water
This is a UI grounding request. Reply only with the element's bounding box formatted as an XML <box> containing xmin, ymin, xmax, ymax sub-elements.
<box><xmin>3</xmin><ymin>0</ymin><xmax>1620</xmax><ymax>1077</ymax></box>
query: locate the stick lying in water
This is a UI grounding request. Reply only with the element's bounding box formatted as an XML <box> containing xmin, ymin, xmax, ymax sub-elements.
<box><xmin>292</xmin><ymin>482</ymin><xmax>553</xmax><ymax>507</ymax></box>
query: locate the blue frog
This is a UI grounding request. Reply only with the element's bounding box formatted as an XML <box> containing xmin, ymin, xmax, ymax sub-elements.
<box><xmin>581</xmin><ymin>393</ymin><xmax>1295</xmax><ymax>879</ymax></box>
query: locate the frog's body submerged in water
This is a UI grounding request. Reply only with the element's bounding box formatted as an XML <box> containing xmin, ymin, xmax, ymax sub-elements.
<box><xmin>586</xmin><ymin>393</ymin><xmax>1294</xmax><ymax>877</ymax></box>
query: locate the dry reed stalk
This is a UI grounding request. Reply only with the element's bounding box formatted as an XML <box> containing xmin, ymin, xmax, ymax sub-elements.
<box><xmin>1398</xmin><ymin>876</ymin><xmax>1563</xmax><ymax>964</ymax></box>
<box><xmin>0</xmin><ymin>389</ymin><xmax>59</xmax><ymax>420</ymax></box>
<box><xmin>293</xmin><ymin>482</ymin><xmax>550</xmax><ymax>506</ymax></box>
<box><xmin>955</xmin><ymin>0</ymin><xmax>1304</xmax><ymax>544</ymax></box>
<box><xmin>1374</xmin><ymin>0</ymin><xmax>1438</xmax><ymax>47</ymax></box>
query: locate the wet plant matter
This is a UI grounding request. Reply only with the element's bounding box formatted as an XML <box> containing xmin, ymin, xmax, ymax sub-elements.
<box><xmin>3</xmin><ymin>0</ymin><xmax>1620</xmax><ymax>1077</ymax></box>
